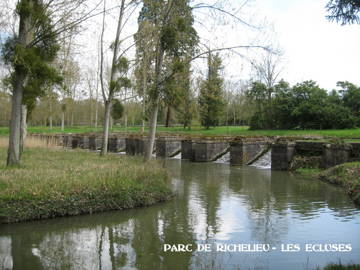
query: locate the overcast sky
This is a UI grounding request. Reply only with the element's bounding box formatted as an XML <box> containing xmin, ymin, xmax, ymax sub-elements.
<box><xmin>253</xmin><ymin>0</ymin><xmax>360</xmax><ymax>90</ymax></box>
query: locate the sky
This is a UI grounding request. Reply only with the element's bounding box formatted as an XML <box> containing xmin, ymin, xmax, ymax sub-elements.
<box><xmin>252</xmin><ymin>0</ymin><xmax>360</xmax><ymax>90</ymax></box>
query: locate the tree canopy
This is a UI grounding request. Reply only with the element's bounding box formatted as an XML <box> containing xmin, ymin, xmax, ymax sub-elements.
<box><xmin>326</xmin><ymin>0</ymin><xmax>360</xmax><ymax>24</ymax></box>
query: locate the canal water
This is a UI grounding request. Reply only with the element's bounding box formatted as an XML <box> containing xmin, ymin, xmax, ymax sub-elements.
<box><xmin>1</xmin><ymin>159</ymin><xmax>359</xmax><ymax>270</ymax></box>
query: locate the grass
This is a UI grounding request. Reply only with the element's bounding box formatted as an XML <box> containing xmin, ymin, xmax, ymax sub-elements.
<box><xmin>0</xmin><ymin>139</ymin><xmax>172</xmax><ymax>223</ymax></box>
<box><xmin>1</xmin><ymin>126</ymin><xmax>360</xmax><ymax>138</ymax></box>
<box><xmin>318</xmin><ymin>162</ymin><xmax>360</xmax><ymax>205</ymax></box>
<box><xmin>295</xmin><ymin>168</ymin><xmax>323</xmax><ymax>178</ymax></box>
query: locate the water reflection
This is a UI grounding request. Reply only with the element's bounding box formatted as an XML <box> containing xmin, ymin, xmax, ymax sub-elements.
<box><xmin>0</xmin><ymin>160</ymin><xmax>359</xmax><ymax>270</ymax></box>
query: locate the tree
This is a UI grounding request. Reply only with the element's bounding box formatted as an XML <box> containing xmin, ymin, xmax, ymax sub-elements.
<box><xmin>176</xmin><ymin>63</ymin><xmax>195</xmax><ymax>129</ymax></box>
<box><xmin>246</xmin><ymin>81</ymin><xmax>269</xmax><ymax>129</ymax></box>
<box><xmin>326</xmin><ymin>0</ymin><xmax>360</xmax><ymax>25</ymax></box>
<box><xmin>337</xmin><ymin>81</ymin><xmax>360</xmax><ymax>124</ymax></box>
<box><xmin>99</xmin><ymin>0</ymin><xmax>131</xmax><ymax>156</ymax></box>
<box><xmin>2</xmin><ymin>0</ymin><xmax>98</xmax><ymax>166</ymax></box>
<box><xmin>198</xmin><ymin>52</ymin><xmax>225</xmax><ymax>129</ymax></box>
<box><xmin>2</xmin><ymin>0</ymin><xmax>63</xmax><ymax>165</ymax></box>
<box><xmin>136</xmin><ymin>0</ymin><xmax>199</xmax><ymax>161</ymax></box>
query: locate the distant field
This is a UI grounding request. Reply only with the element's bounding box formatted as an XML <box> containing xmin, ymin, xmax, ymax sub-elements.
<box><xmin>1</xmin><ymin>126</ymin><xmax>360</xmax><ymax>138</ymax></box>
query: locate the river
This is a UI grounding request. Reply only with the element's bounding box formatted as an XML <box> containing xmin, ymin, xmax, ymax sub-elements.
<box><xmin>1</xmin><ymin>159</ymin><xmax>359</xmax><ymax>270</ymax></box>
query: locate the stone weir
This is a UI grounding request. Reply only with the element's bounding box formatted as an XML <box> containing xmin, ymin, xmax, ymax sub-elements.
<box><xmin>271</xmin><ymin>139</ymin><xmax>360</xmax><ymax>170</ymax></box>
<box><xmin>156</xmin><ymin>136</ymin><xmax>182</xmax><ymax>158</ymax></box>
<box><xmin>181</xmin><ymin>136</ymin><xmax>233</xmax><ymax>162</ymax></box>
<box><xmin>29</xmin><ymin>133</ymin><xmax>360</xmax><ymax>170</ymax></box>
<box><xmin>230</xmin><ymin>137</ymin><xmax>273</xmax><ymax>166</ymax></box>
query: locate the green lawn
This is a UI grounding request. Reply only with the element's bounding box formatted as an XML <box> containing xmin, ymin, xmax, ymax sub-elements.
<box><xmin>1</xmin><ymin>125</ymin><xmax>360</xmax><ymax>138</ymax></box>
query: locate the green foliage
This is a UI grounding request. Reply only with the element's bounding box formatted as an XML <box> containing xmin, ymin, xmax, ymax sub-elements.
<box><xmin>1</xmin><ymin>0</ymin><xmax>62</xmax><ymax>113</ymax></box>
<box><xmin>135</xmin><ymin>0</ymin><xmax>199</xmax><ymax>103</ymax></box>
<box><xmin>326</xmin><ymin>0</ymin><xmax>360</xmax><ymax>24</ymax></box>
<box><xmin>116</xmin><ymin>57</ymin><xmax>129</xmax><ymax>72</ymax></box>
<box><xmin>247</xmin><ymin>79</ymin><xmax>360</xmax><ymax>130</ymax></box>
<box><xmin>111</xmin><ymin>99</ymin><xmax>124</xmax><ymax>120</ymax></box>
<box><xmin>199</xmin><ymin>53</ymin><xmax>225</xmax><ymax>129</ymax></box>
<box><xmin>109</xmin><ymin>57</ymin><xmax>131</xmax><ymax>95</ymax></box>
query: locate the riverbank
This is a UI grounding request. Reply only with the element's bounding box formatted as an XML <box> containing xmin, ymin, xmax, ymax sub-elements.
<box><xmin>296</xmin><ymin>162</ymin><xmax>360</xmax><ymax>206</ymax></box>
<box><xmin>0</xmin><ymin>144</ymin><xmax>172</xmax><ymax>224</ymax></box>
<box><xmin>1</xmin><ymin>126</ymin><xmax>360</xmax><ymax>138</ymax></box>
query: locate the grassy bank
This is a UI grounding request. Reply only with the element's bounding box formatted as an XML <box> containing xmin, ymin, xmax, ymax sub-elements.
<box><xmin>1</xmin><ymin>126</ymin><xmax>360</xmax><ymax>138</ymax></box>
<box><xmin>296</xmin><ymin>162</ymin><xmax>360</xmax><ymax>205</ymax></box>
<box><xmin>0</xmin><ymin>142</ymin><xmax>172</xmax><ymax>223</ymax></box>
<box><xmin>317</xmin><ymin>162</ymin><xmax>360</xmax><ymax>205</ymax></box>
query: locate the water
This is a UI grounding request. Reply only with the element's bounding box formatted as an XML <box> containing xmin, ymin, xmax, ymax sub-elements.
<box><xmin>1</xmin><ymin>160</ymin><xmax>359</xmax><ymax>270</ymax></box>
<box><xmin>250</xmin><ymin>150</ymin><xmax>272</xmax><ymax>169</ymax></box>
<box><xmin>214</xmin><ymin>152</ymin><xmax>230</xmax><ymax>164</ymax></box>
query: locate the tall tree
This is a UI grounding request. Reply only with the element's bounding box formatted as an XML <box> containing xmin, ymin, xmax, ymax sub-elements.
<box><xmin>2</xmin><ymin>0</ymin><xmax>97</xmax><ymax>165</ymax></box>
<box><xmin>99</xmin><ymin>0</ymin><xmax>131</xmax><ymax>156</ymax></box>
<box><xmin>198</xmin><ymin>52</ymin><xmax>224</xmax><ymax>129</ymax></box>
<box><xmin>326</xmin><ymin>0</ymin><xmax>360</xmax><ymax>24</ymax></box>
<box><xmin>136</xmin><ymin>0</ymin><xmax>198</xmax><ymax>161</ymax></box>
<box><xmin>3</xmin><ymin>0</ymin><xmax>63</xmax><ymax>165</ymax></box>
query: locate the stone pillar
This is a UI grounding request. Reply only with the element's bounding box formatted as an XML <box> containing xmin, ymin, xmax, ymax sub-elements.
<box><xmin>125</xmin><ymin>137</ymin><xmax>136</xmax><ymax>155</ymax></box>
<box><xmin>135</xmin><ymin>137</ymin><xmax>148</xmax><ymax>155</ymax></box>
<box><xmin>271</xmin><ymin>142</ymin><xmax>295</xmax><ymax>170</ymax></box>
<box><xmin>349</xmin><ymin>142</ymin><xmax>360</xmax><ymax>162</ymax></box>
<box><xmin>126</xmin><ymin>137</ymin><xmax>148</xmax><ymax>155</ymax></box>
<box><xmin>64</xmin><ymin>134</ymin><xmax>73</xmax><ymax>148</ymax></box>
<box><xmin>156</xmin><ymin>137</ymin><xmax>181</xmax><ymax>157</ymax></box>
<box><xmin>322</xmin><ymin>144</ymin><xmax>351</xmax><ymax>168</ymax></box>
<box><xmin>230</xmin><ymin>141</ymin><xmax>244</xmax><ymax>166</ymax></box>
<box><xmin>71</xmin><ymin>135</ymin><xmax>80</xmax><ymax>148</ymax></box>
<box><xmin>89</xmin><ymin>135</ymin><xmax>103</xmax><ymax>150</ymax></box>
<box><xmin>54</xmin><ymin>134</ymin><xmax>64</xmax><ymax>146</ymax></box>
<box><xmin>192</xmin><ymin>140</ymin><xmax>229</xmax><ymax>162</ymax></box>
<box><xmin>181</xmin><ymin>140</ymin><xmax>194</xmax><ymax>160</ymax></box>
<box><xmin>108</xmin><ymin>136</ymin><xmax>126</xmax><ymax>152</ymax></box>
<box><xmin>79</xmin><ymin>135</ymin><xmax>90</xmax><ymax>149</ymax></box>
<box><xmin>230</xmin><ymin>140</ymin><xmax>270</xmax><ymax>166</ymax></box>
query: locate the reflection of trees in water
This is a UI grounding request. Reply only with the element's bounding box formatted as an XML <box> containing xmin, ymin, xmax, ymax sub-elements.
<box><xmin>1</xmin><ymin>161</ymin><xmax>359</xmax><ymax>269</ymax></box>
<box><xmin>0</xmin><ymin>236</ymin><xmax>12</xmax><ymax>270</ymax></box>
<box><xmin>227</xmin><ymin>167</ymin><xmax>359</xmax><ymax>246</ymax></box>
<box><xmin>181</xmin><ymin>162</ymin><xmax>228</xmax><ymax>240</ymax></box>
<box><xmin>228</xmin><ymin>167</ymin><xmax>290</xmax><ymax>246</ymax></box>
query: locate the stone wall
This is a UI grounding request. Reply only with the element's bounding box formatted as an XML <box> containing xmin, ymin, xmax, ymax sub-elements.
<box><xmin>156</xmin><ymin>137</ymin><xmax>181</xmax><ymax>157</ymax></box>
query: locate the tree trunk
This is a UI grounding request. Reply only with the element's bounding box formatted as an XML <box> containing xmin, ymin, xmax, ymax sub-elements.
<box><xmin>71</xmin><ymin>112</ymin><xmax>74</xmax><ymax>127</ymax></box>
<box><xmin>20</xmin><ymin>104</ymin><xmax>27</xmax><ymax>155</ymax></box>
<box><xmin>99</xmin><ymin>0</ymin><xmax>125</xmax><ymax>155</ymax></box>
<box><xmin>144</xmin><ymin>43</ymin><xmax>164</xmax><ymax>162</ymax></box>
<box><xmin>49</xmin><ymin>115</ymin><xmax>53</xmax><ymax>130</ymax></box>
<box><xmin>61</xmin><ymin>111</ymin><xmax>65</xmax><ymax>131</ymax></box>
<box><xmin>7</xmin><ymin>72</ymin><xmax>25</xmax><ymax>166</ymax></box>
<box><xmin>141</xmin><ymin>119</ymin><xmax>145</xmax><ymax>133</ymax></box>
<box><xmin>144</xmin><ymin>97</ymin><xmax>160</xmax><ymax>161</ymax></box>
<box><xmin>165</xmin><ymin>106</ymin><xmax>171</xmax><ymax>128</ymax></box>
<box><xmin>100</xmin><ymin>100</ymin><xmax>111</xmax><ymax>156</ymax></box>
<box><xmin>7</xmin><ymin>0</ymin><xmax>34</xmax><ymax>166</ymax></box>
<box><xmin>95</xmin><ymin>101</ymin><xmax>98</xmax><ymax>129</ymax></box>
<box><xmin>124</xmin><ymin>114</ymin><xmax>128</xmax><ymax>132</ymax></box>
<box><xmin>141</xmin><ymin>101</ymin><xmax>145</xmax><ymax>133</ymax></box>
